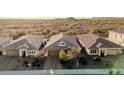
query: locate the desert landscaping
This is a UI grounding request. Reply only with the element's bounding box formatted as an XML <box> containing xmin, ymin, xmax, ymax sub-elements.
<box><xmin>0</xmin><ymin>18</ymin><xmax>124</xmax><ymax>73</ymax></box>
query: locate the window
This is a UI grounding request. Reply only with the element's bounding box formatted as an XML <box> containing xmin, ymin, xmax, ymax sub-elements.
<box><xmin>90</xmin><ymin>49</ymin><xmax>97</xmax><ymax>54</ymax></box>
<box><xmin>29</xmin><ymin>50</ymin><xmax>36</xmax><ymax>54</ymax></box>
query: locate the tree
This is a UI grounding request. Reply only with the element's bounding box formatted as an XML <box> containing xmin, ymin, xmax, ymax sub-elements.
<box><xmin>59</xmin><ymin>50</ymin><xmax>69</xmax><ymax>61</ymax></box>
<box><xmin>35</xmin><ymin>50</ymin><xmax>45</xmax><ymax>58</ymax></box>
<box><xmin>33</xmin><ymin>50</ymin><xmax>46</xmax><ymax>66</ymax></box>
<box><xmin>59</xmin><ymin>48</ymin><xmax>80</xmax><ymax>61</ymax></box>
<box><xmin>67</xmin><ymin>48</ymin><xmax>80</xmax><ymax>60</ymax></box>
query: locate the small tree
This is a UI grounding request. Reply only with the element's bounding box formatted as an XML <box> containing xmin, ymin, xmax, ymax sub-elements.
<box><xmin>34</xmin><ymin>50</ymin><xmax>46</xmax><ymax>64</ymax></box>
<box><xmin>35</xmin><ymin>50</ymin><xmax>45</xmax><ymax>58</ymax></box>
<box><xmin>59</xmin><ymin>48</ymin><xmax>80</xmax><ymax>61</ymax></box>
<box><xmin>68</xmin><ymin>48</ymin><xmax>80</xmax><ymax>59</ymax></box>
<box><xmin>59</xmin><ymin>50</ymin><xmax>68</xmax><ymax>61</ymax></box>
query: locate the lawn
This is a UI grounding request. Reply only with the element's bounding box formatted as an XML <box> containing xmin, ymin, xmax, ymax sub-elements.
<box><xmin>113</xmin><ymin>54</ymin><xmax>124</xmax><ymax>69</ymax></box>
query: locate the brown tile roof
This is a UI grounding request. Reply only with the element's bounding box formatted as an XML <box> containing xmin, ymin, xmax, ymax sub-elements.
<box><xmin>44</xmin><ymin>33</ymin><xmax>80</xmax><ymax>50</ymax></box>
<box><xmin>77</xmin><ymin>34</ymin><xmax>122</xmax><ymax>49</ymax></box>
<box><xmin>4</xmin><ymin>34</ymin><xmax>45</xmax><ymax>50</ymax></box>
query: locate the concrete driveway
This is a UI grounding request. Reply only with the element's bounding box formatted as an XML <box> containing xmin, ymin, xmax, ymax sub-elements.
<box><xmin>43</xmin><ymin>56</ymin><xmax>63</xmax><ymax>70</ymax></box>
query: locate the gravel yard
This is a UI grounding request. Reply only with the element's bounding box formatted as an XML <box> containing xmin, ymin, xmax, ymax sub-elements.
<box><xmin>0</xmin><ymin>56</ymin><xmax>45</xmax><ymax>71</ymax></box>
<box><xmin>0</xmin><ymin>54</ymin><xmax>122</xmax><ymax>71</ymax></box>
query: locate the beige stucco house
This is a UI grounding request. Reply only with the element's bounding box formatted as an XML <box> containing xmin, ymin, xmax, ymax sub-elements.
<box><xmin>108</xmin><ymin>29</ymin><xmax>124</xmax><ymax>47</ymax></box>
<box><xmin>44</xmin><ymin>33</ymin><xmax>81</xmax><ymax>56</ymax></box>
<box><xmin>3</xmin><ymin>35</ymin><xmax>45</xmax><ymax>57</ymax></box>
<box><xmin>77</xmin><ymin>34</ymin><xmax>122</xmax><ymax>56</ymax></box>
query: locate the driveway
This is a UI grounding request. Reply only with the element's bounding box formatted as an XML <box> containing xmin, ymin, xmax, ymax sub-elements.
<box><xmin>43</xmin><ymin>56</ymin><xmax>63</xmax><ymax>70</ymax></box>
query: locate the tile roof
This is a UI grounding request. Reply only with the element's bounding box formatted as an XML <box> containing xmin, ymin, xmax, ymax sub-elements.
<box><xmin>44</xmin><ymin>33</ymin><xmax>80</xmax><ymax>50</ymax></box>
<box><xmin>77</xmin><ymin>34</ymin><xmax>122</xmax><ymax>49</ymax></box>
<box><xmin>4</xmin><ymin>34</ymin><xmax>45</xmax><ymax>50</ymax></box>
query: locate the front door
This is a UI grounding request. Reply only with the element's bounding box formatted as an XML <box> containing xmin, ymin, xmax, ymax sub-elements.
<box><xmin>100</xmin><ymin>50</ymin><xmax>105</xmax><ymax>57</ymax></box>
<box><xmin>22</xmin><ymin>51</ymin><xmax>26</xmax><ymax>57</ymax></box>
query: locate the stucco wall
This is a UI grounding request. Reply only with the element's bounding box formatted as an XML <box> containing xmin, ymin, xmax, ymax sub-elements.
<box><xmin>109</xmin><ymin>31</ymin><xmax>124</xmax><ymax>46</ymax></box>
<box><xmin>86</xmin><ymin>48</ymin><xmax>122</xmax><ymax>56</ymax></box>
<box><xmin>107</xmin><ymin>49</ymin><xmax>121</xmax><ymax>55</ymax></box>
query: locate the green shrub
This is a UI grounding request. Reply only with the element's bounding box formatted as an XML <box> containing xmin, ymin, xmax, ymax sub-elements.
<box><xmin>32</xmin><ymin>61</ymin><xmax>37</xmax><ymax>67</ymax></box>
<box><xmin>109</xmin><ymin>70</ymin><xmax>114</xmax><ymax>75</ymax></box>
<box><xmin>37</xmin><ymin>63</ymin><xmax>41</xmax><ymax>67</ymax></box>
<box><xmin>93</xmin><ymin>57</ymin><xmax>101</xmax><ymax>62</ymax></box>
<box><xmin>116</xmin><ymin>70</ymin><xmax>121</xmax><ymax>75</ymax></box>
<box><xmin>60</xmin><ymin>59</ymin><xmax>74</xmax><ymax>69</ymax></box>
<box><xmin>79</xmin><ymin>57</ymin><xmax>88</xmax><ymax>65</ymax></box>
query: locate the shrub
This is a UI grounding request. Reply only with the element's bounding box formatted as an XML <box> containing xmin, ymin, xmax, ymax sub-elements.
<box><xmin>23</xmin><ymin>60</ymin><xmax>28</xmax><ymax>66</ymax></box>
<box><xmin>32</xmin><ymin>61</ymin><xmax>37</xmax><ymax>67</ymax></box>
<box><xmin>66</xmin><ymin>63</ymin><xmax>73</xmax><ymax>69</ymax></box>
<box><xmin>109</xmin><ymin>70</ymin><xmax>114</xmax><ymax>75</ymax></box>
<box><xmin>59</xmin><ymin>49</ymin><xmax>79</xmax><ymax>69</ymax></box>
<box><xmin>116</xmin><ymin>70</ymin><xmax>121</xmax><ymax>75</ymax></box>
<box><xmin>59</xmin><ymin>50</ymin><xmax>68</xmax><ymax>61</ymax></box>
<box><xmin>60</xmin><ymin>59</ymin><xmax>73</xmax><ymax>69</ymax></box>
<box><xmin>60</xmin><ymin>59</ymin><xmax>66</xmax><ymax>65</ymax></box>
<box><xmin>93</xmin><ymin>57</ymin><xmax>101</xmax><ymax>62</ymax></box>
<box><xmin>79</xmin><ymin>57</ymin><xmax>88</xmax><ymax>65</ymax></box>
<box><xmin>37</xmin><ymin>62</ymin><xmax>41</xmax><ymax>67</ymax></box>
<box><xmin>32</xmin><ymin>61</ymin><xmax>41</xmax><ymax>67</ymax></box>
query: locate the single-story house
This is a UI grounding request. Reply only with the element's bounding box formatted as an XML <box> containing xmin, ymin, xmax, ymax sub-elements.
<box><xmin>3</xmin><ymin>34</ymin><xmax>46</xmax><ymax>57</ymax></box>
<box><xmin>44</xmin><ymin>33</ymin><xmax>81</xmax><ymax>56</ymax></box>
<box><xmin>0</xmin><ymin>37</ymin><xmax>13</xmax><ymax>51</ymax></box>
<box><xmin>77</xmin><ymin>34</ymin><xmax>123</xmax><ymax>56</ymax></box>
<box><xmin>108</xmin><ymin>28</ymin><xmax>124</xmax><ymax>47</ymax></box>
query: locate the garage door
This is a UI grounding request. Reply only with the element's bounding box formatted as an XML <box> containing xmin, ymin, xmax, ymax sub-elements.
<box><xmin>107</xmin><ymin>49</ymin><xmax>118</xmax><ymax>55</ymax></box>
<box><xmin>48</xmin><ymin>50</ymin><xmax>60</xmax><ymax>56</ymax></box>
